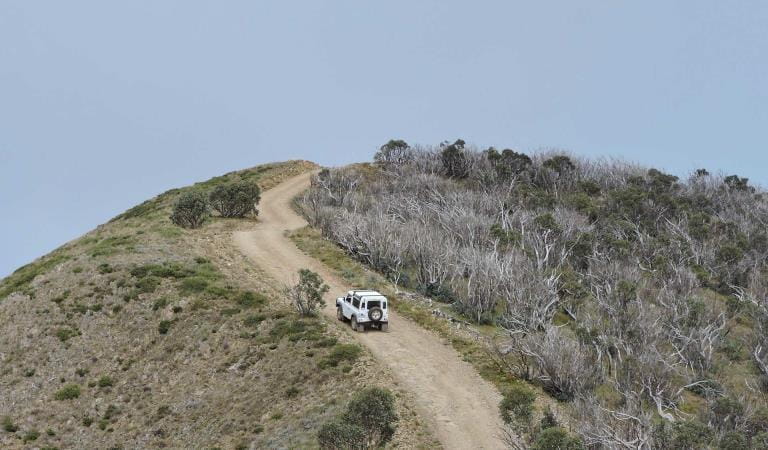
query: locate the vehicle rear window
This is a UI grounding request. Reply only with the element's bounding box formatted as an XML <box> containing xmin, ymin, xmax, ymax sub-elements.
<box><xmin>367</xmin><ymin>300</ymin><xmax>381</xmax><ymax>309</ymax></box>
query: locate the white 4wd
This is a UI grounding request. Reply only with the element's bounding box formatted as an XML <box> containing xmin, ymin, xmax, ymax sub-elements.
<box><xmin>336</xmin><ymin>290</ymin><xmax>389</xmax><ymax>332</ymax></box>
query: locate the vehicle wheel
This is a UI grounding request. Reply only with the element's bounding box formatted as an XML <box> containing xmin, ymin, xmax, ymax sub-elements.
<box><xmin>337</xmin><ymin>307</ymin><xmax>344</xmax><ymax>321</ymax></box>
<box><xmin>351</xmin><ymin>317</ymin><xmax>359</xmax><ymax>332</ymax></box>
<box><xmin>381</xmin><ymin>323</ymin><xmax>388</xmax><ymax>332</ymax></box>
<box><xmin>368</xmin><ymin>307</ymin><xmax>383</xmax><ymax>322</ymax></box>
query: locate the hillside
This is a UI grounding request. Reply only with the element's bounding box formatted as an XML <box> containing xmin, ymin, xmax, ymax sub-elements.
<box><xmin>0</xmin><ymin>161</ymin><xmax>436</xmax><ymax>449</ymax></box>
<box><xmin>296</xmin><ymin>141</ymin><xmax>768</xmax><ymax>449</ymax></box>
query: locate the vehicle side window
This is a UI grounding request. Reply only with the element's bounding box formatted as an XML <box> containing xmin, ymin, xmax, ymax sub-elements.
<box><xmin>352</xmin><ymin>298</ymin><xmax>360</xmax><ymax>308</ymax></box>
<box><xmin>345</xmin><ymin>295</ymin><xmax>351</xmax><ymax>303</ymax></box>
<box><xmin>361</xmin><ymin>302</ymin><xmax>366</xmax><ymax>309</ymax></box>
<box><xmin>383</xmin><ymin>303</ymin><xmax>386</xmax><ymax>309</ymax></box>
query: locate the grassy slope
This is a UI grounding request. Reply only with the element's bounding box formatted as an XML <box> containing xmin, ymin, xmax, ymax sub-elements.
<box><xmin>0</xmin><ymin>161</ymin><xmax>436</xmax><ymax>449</ymax></box>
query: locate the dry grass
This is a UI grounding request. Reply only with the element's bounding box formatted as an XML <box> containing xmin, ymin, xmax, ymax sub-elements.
<box><xmin>0</xmin><ymin>160</ymin><xmax>436</xmax><ymax>449</ymax></box>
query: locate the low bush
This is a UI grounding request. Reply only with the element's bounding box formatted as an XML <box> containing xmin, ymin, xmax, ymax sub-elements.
<box><xmin>319</xmin><ymin>344</ymin><xmax>362</xmax><ymax>369</ymax></box>
<box><xmin>23</xmin><ymin>429</ymin><xmax>40</xmax><ymax>442</ymax></box>
<box><xmin>236</xmin><ymin>291</ymin><xmax>267</xmax><ymax>308</ymax></box>
<box><xmin>718</xmin><ymin>431</ymin><xmax>747</xmax><ymax>450</ymax></box>
<box><xmin>98</xmin><ymin>376</ymin><xmax>114</xmax><ymax>388</ymax></box>
<box><xmin>343</xmin><ymin>387</ymin><xmax>398</xmax><ymax>446</ymax></box>
<box><xmin>500</xmin><ymin>384</ymin><xmax>536</xmax><ymax>424</ymax></box>
<box><xmin>669</xmin><ymin>421</ymin><xmax>713</xmax><ymax>449</ymax></box>
<box><xmin>55</xmin><ymin>327</ymin><xmax>80</xmax><ymax>342</ymax></box>
<box><xmin>318</xmin><ymin>387</ymin><xmax>398</xmax><ymax>449</ymax></box>
<box><xmin>531</xmin><ymin>427</ymin><xmax>583</xmax><ymax>450</ymax></box>
<box><xmin>170</xmin><ymin>191</ymin><xmax>209</xmax><ymax>229</ymax></box>
<box><xmin>158</xmin><ymin>320</ymin><xmax>172</xmax><ymax>335</ymax></box>
<box><xmin>286</xmin><ymin>269</ymin><xmax>329</xmax><ymax>316</ymax></box>
<box><xmin>318</xmin><ymin>419</ymin><xmax>367</xmax><ymax>449</ymax></box>
<box><xmin>243</xmin><ymin>314</ymin><xmax>267</xmax><ymax>328</ymax></box>
<box><xmin>54</xmin><ymin>384</ymin><xmax>81</xmax><ymax>400</ymax></box>
<box><xmin>2</xmin><ymin>416</ymin><xmax>18</xmax><ymax>432</ymax></box>
<box><xmin>209</xmin><ymin>181</ymin><xmax>261</xmax><ymax>217</ymax></box>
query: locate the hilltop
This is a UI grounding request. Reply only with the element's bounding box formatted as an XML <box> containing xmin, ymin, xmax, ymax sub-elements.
<box><xmin>0</xmin><ymin>161</ymin><xmax>435</xmax><ymax>449</ymax></box>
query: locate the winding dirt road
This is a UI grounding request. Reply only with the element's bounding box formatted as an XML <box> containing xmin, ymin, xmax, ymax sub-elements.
<box><xmin>233</xmin><ymin>172</ymin><xmax>504</xmax><ymax>449</ymax></box>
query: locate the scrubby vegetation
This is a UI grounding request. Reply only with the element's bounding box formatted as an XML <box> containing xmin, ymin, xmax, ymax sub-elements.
<box><xmin>209</xmin><ymin>180</ymin><xmax>261</xmax><ymax>218</ymax></box>
<box><xmin>170</xmin><ymin>191</ymin><xmax>209</xmax><ymax>229</ymax></box>
<box><xmin>318</xmin><ymin>387</ymin><xmax>398</xmax><ymax>449</ymax></box>
<box><xmin>298</xmin><ymin>140</ymin><xmax>768</xmax><ymax>447</ymax></box>
<box><xmin>1</xmin><ymin>160</ymin><xmax>434</xmax><ymax>449</ymax></box>
<box><xmin>286</xmin><ymin>268</ymin><xmax>330</xmax><ymax>316</ymax></box>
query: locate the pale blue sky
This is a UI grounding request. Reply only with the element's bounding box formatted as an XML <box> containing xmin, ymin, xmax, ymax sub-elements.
<box><xmin>1</xmin><ymin>1</ymin><xmax>767</xmax><ymax>277</ymax></box>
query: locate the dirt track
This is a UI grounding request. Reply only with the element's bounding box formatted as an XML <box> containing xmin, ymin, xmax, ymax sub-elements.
<box><xmin>233</xmin><ymin>172</ymin><xmax>504</xmax><ymax>449</ymax></box>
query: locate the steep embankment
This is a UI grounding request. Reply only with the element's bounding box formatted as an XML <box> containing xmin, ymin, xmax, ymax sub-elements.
<box><xmin>233</xmin><ymin>172</ymin><xmax>505</xmax><ymax>449</ymax></box>
<box><xmin>0</xmin><ymin>161</ymin><xmax>436</xmax><ymax>449</ymax></box>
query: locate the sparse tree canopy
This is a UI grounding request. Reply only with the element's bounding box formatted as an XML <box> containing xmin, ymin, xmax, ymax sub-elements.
<box><xmin>542</xmin><ymin>155</ymin><xmax>575</xmax><ymax>175</ymax></box>
<box><xmin>488</xmin><ymin>148</ymin><xmax>532</xmax><ymax>179</ymax></box>
<box><xmin>286</xmin><ymin>269</ymin><xmax>329</xmax><ymax>316</ymax></box>
<box><xmin>209</xmin><ymin>181</ymin><xmax>261</xmax><ymax>218</ymax></box>
<box><xmin>299</xmin><ymin>140</ymin><xmax>768</xmax><ymax>448</ymax></box>
<box><xmin>441</xmin><ymin>139</ymin><xmax>469</xmax><ymax>178</ymax></box>
<box><xmin>375</xmin><ymin>139</ymin><xmax>412</xmax><ymax>166</ymax></box>
<box><xmin>170</xmin><ymin>191</ymin><xmax>209</xmax><ymax>229</ymax></box>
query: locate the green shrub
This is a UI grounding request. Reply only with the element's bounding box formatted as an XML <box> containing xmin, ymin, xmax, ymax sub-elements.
<box><xmin>180</xmin><ymin>277</ymin><xmax>209</xmax><ymax>293</ymax></box>
<box><xmin>285</xmin><ymin>386</ymin><xmax>300</xmax><ymax>398</ymax></box>
<box><xmin>158</xmin><ymin>320</ymin><xmax>172</xmax><ymax>335</ymax></box>
<box><xmin>286</xmin><ymin>269</ymin><xmax>330</xmax><ymax>316</ymax></box>
<box><xmin>55</xmin><ymin>327</ymin><xmax>80</xmax><ymax>342</ymax></box>
<box><xmin>441</xmin><ymin>139</ymin><xmax>469</xmax><ymax>179</ymax></box>
<box><xmin>54</xmin><ymin>384</ymin><xmax>81</xmax><ymax>400</ymax></box>
<box><xmin>170</xmin><ymin>191</ymin><xmax>209</xmax><ymax>229</ymax></box>
<box><xmin>540</xmin><ymin>407</ymin><xmax>558</xmax><ymax>429</ymax></box>
<box><xmin>753</xmin><ymin>432</ymin><xmax>768</xmax><ymax>450</ymax></box>
<box><xmin>135</xmin><ymin>276</ymin><xmax>160</xmax><ymax>294</ymax></box>
<box><xmin>500</xmin><ymin>384</ymin><xmax>536</xmax><ymax>424</ymax></box>
<box><xmin>152</xmin><ymin>297</ymin><xmax>169</xmax><ymax>311</ymax></box>
<box><xmin>243</xmin><ymin>314</ymin><xmax>266</xmax><ymax>328</ymax></box>
<box><xmin>156</xmin><ymin>405</ymin><xmax>171</xmax><ymax>419</ymax></box>
<box><xmin>488</xmin><ymin>148</ymin><xmax>532</xmax><ymax>179</ymax></box>
<box><xmin>209</xmin><ymin>181</ymin><xmax>261</xmax><ymax>217</ymax></box>
<box><xmin>718</xmin><ymin>431</ymin><xmax>747</xmax><ymax>450</ymax></box>
<box><xmin>319</xmin><ymin>344</ymin><xmax>362</xmax><ymax>369</ymax></box>
<box><xmin>318</xmin><ymin>419</ymin><xmax>367</xmax><ymax>449</ymax></box>
<box><xmin>531</xmin><ymin>427</ymin><xmax>583</xmax><ymax>450</ymax></box>
<box><xmin>236</xmin><ymin>291</ymin><xmax>267</xmax><ymax>308</ymax></box>
<box><xmin>670</xmin><ymin>421</ymin><xmax>713</xmax><ymax>449</ymax></box>
<box><xmin>2</xmin><ymin>416</ymin><xmax>18</xmax><ymax>432</ymax></box>
<box><xmin>543</xmin><ymin>155</ymin><xmax>575</xmax><ymax>175</ymax></box>
<box><xmin>98</xmin><ymin>376</ymin><xmax>114</xmax><ymax>388</ymax></box>
<box><xmin>88</xmin><ymin>235</ymin><xmax>135</xmax><ymax>257</ymax></box>
<box><xmin>23</xmin><ymin>429</ymin><xmax>40</xmax><ymax>442</ymax></box>
<box><xmin>342</xmin><ymin>387</ymin><xmax>398</xmax><ymax>447</ymax></box>
<box><xmin>82</xmin><ymin>416</ymin><xmax>93</xmax><ymax>427</ymax></box>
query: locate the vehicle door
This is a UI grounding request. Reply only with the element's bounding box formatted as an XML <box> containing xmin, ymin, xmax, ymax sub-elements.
<box><xmin>342</xmin><ymin>294</ymin><xmax>354</xmax><ymax>317</ymax></box>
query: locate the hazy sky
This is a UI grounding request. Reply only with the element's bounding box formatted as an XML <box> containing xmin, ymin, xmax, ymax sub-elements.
<box><xmin>1</xmin><ymin>1</ymin><xmax>767</xmax><ymax>277</ymax></box>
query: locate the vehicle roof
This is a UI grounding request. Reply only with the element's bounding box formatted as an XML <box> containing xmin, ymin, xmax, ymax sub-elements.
<box><xmin>349</xmin><ymin>290</ymin><xmax>382</xmax><ymax>297</ymax></box>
